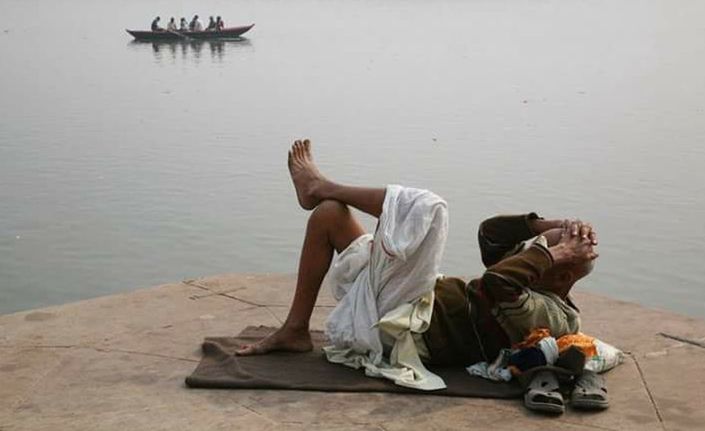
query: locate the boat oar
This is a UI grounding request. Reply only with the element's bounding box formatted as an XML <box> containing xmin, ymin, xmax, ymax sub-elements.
<box><xmin>167</xmin><ymin>29</ymin><xmax>192</xmax><ymax>41</ymax></box>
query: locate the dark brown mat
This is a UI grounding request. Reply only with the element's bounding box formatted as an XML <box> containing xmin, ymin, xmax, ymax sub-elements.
<box><xmin>185</xmin><ymin>326</ymin><xmax>522</xmax><ymax>398</ymax></box>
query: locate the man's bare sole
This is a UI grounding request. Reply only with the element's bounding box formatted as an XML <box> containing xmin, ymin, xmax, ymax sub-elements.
<box><xmin>235</xmin><ymin>327</ymin><xmax>314</xmax><ymax>356</ymax></box>
<box><xmin>288</xmin><ymin>139</ymin><xmax>328</xmax><ymax>210</ymax></box>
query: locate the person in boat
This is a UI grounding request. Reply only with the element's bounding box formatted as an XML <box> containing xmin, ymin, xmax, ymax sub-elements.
<box><xmin>151</xmin><ymin>16</ymin><xmax>162</xmax><ymax>32</ymax></box>
<box><xmin>166</xmin><ymin>17</ymin><xmax>177</xmax><ymax>32</ymax></box>
<box><xmin>189</xmin><ymin>15</ymin><xmax>203</xmax><ymax>32</ymax></box>
<box><xmin>206</xmin><ymin>16</ymin><xmax>216</xmax><ymax>31</ymax></box>
<box><xmin>215</xmin><ymin>16</ymin><xmax>224</xmax><ymax>31</ymax></box>
<box><xmin>235</xmin><ymin>140</ymin><xmax>597</xmax><ymax>386</ymax></box>
<box><xmin>179</xmin><ymin>17</ymin><xmax>188</xmax><ymax>31</ymax></box>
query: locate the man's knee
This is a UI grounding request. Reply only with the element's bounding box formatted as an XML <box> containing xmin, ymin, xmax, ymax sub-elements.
<box><xmin>308</xmin><ymin>200</ymin><xmax>349</xmax><ymax>226</ymax></box>
<box><xmin>310</xmin><ymin>200</ymin><xmax>366</xmax><ymax>252</ymax></box>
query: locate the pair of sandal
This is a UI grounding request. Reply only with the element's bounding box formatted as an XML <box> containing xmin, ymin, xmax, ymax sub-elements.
<box><xmin>524</xmin><ymin>370</ymin><xmax>608</xmax><ymax>414</ymax></box>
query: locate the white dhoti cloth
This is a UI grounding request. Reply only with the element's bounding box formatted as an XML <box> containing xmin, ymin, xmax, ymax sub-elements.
<box><xmin>322</xmin><ymin>185</ymin><xmax>449</xmax><ymax>390</ymax></box>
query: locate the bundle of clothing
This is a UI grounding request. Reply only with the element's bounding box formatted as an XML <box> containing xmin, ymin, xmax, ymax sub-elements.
<box><xmin>467</xmin><ymin>328</ymin><xmax>623</xmax><ymax>414</ymax></box>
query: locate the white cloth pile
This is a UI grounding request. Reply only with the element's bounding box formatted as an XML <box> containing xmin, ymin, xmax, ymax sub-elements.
<box><xmin>322</xmin><ymin>185</ymin><xmax>449</xmax><ymax>391</ymax></box>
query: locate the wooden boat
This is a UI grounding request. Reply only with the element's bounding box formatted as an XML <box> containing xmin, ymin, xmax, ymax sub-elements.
<box><xmin>126</xmin><ymin>24</ymin><xmax>254</xmax><ymax>41</ymax></box>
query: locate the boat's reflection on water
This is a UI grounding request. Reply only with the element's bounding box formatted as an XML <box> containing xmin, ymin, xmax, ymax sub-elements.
<box><xmin>128</xmin><ymin>38</ymin><xmax>253</xmax><ymax>63</ymax></box>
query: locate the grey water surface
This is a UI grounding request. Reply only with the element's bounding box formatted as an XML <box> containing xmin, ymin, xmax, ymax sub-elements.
<box><xmin>1</xmin><ymin>0</ymin><xmax>704</xmax><ymax>317</ymax></box>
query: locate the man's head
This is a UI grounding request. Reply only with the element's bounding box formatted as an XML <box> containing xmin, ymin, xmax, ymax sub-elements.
<box><xmin>534</xmin><ymin>224</ymin><xmax>598</xmax><ymax>297</ymax></box>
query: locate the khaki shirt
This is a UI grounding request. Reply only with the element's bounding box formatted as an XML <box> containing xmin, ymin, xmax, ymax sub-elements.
<box><xmin>423</xmin><ymin>213</ymin><xmax>580</xmax><ymax>365</ymax></box>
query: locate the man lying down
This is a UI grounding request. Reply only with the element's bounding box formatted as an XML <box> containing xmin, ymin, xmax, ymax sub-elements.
<box><xmin>236</xmin><ymin>139</ymin><xmax>617</xmax><ymax>414</ymax></box>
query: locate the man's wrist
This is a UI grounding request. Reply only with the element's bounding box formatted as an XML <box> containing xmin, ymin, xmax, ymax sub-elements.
<box><xmin>529</xmin><ymin>218</ymin><xmax>564</xmax><ymax>235</ymax></box>
<box><xmin>548</xmin><ymin>244</ymin><xmax>570</xmax><ymax>265</ymax></box>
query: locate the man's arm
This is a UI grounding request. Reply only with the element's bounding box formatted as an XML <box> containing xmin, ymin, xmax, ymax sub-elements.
<box><xmin>478</xmin><ymin>213</ymin><xmax>567</xmax><ymax>267</ymax></box>
<box><xmin>482</xmin><ymin>221</ymin><xmax>598</xmax><ymax>303</ymax></box>
<box><xmin>481</xmin><ymin>241</ymin><xmax>554</xmax><ymax>303</ymax></box>
<box><xmin>534</xmin><ymin>219</ymin><xmax>598</xmax><ymax>248</ymax></box>
<box><xmin>478</xmin><ymin>213</ymin><xmax>598</xmax><ymax>267</ymax></box>
<box><xmin>480</xmin><ymin>222</ymin><xmax>598</xmax><ymax>340</ymax></box>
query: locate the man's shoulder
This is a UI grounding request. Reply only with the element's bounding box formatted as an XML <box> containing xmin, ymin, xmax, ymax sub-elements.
<box><xmin>528</xmin><ymin>289</ymin><xmax>581</xmax><ymax>316</ymax></box>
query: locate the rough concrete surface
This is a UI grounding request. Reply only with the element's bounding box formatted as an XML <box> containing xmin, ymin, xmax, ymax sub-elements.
<box><xmin>1</xmin><ymin>273</ymin><xmax>703</xmax><ymax>430</ymax></box>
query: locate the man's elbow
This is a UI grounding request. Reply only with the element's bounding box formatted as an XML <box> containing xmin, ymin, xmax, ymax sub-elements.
<box><xmin>480</xmin><ymin>271</ymin><xmax>517</xmax><ymax>303</ymax></box>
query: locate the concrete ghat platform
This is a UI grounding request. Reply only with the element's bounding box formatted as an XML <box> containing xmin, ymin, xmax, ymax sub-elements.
<box><xmin>1</xmin><ymin>274</ymin><xmax>704</xmax><ymax>431</ymax></box>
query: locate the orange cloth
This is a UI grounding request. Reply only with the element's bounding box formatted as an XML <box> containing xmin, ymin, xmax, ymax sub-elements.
<box><xmin>556</xmin><ymin>333</ymin><xmax>598</xmax><ymax>358</ymax></box>
<box><xmin>513</xmin><ymin>327</ymin><xmax>598</xmax><ymax>359</ymax></box>
<box><xmin>512</xmin><ymin>328</ymin><xmax>551</xmax><ymax>349</ymax></box>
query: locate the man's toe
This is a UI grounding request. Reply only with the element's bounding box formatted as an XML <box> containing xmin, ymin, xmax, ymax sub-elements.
<box><xmin>235</xmin><ymin>345</ymin><xmax>254</xmax><ymax>356</ymax></box>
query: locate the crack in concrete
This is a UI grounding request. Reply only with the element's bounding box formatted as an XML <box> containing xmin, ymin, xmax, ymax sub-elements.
<box><xmin>188</xmin><ymin>286</ymin><xmax>247</xmax><ymax>300</ymax></box>
<box><xmin>181</xmin><ymin>279</ymin><xmax>288</xmax><ymax>333</ymax></box>
<box><xmin>92</xmin><ymin>347</ymin><xmax>199</xmax><ymax>363</ymax></box>
<box><xmin>264</xmin><ymin>307</ymin><xmax>284</xmax><ymax>325</ymax></box>
<box><xmin>630</xmin><ymin>353</ymin><xmax>666</xmax><ymax>430</ymax></box>
<box><xmin>279</xmin><ymin>420</ymin><xmax>376</xmax><ymax>426</ymax></box>
<box><xmin>236</xmin><ymin>402</ymin><xmax>277</xmax><ymax>424</ymax></box>
<box><xmin>9</xmin><ymin>350</ymin><xmax>65</xmax><ymax>412</ymax></box>
<box><xmin>658</xmin><ymin>332</ymin><xmax>705</xmax><ymax>349</ymax></box>
<box><xmin>183</xmin><ymin>280</ymin><xmax>265</xmax><ymax>307</ymax></box>
<box><xmin>0</xmin><ymin>343</ymin><xmax>198</xmax><ymax>363</ymax></box>
<box><xmin>0</xmin><ymin>344</ymin><xmax>76</xmax><ymax>349</ymax></box>
<box><xmin>182</xmin><ymin>279</ymin><xmax>337</xmax><ymax>309</ymax></box>
<box><xmin>472</xmin><ymin>401</ymin><xmax>620</xmax><ymax>431</ymax></box>
<box><xmin>552</xmin><ymin>419</ymin><xmax>619</xmax><ymax>431</ymax></box>
<box><xmin>218</xmin><ymin>291</ymin><xmax>262</xmax><ymax>307</ymax></box>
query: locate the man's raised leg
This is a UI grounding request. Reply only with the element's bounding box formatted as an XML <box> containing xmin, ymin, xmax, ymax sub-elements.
<box><xmin>235</xmin><ymin>202</ymin><xmax>366</xmax><ymax>355</ymax></box>
<box><xmin>236</xmin><ymin>139</ymin><xmax>384</xmax><ymax>355</ymax></box>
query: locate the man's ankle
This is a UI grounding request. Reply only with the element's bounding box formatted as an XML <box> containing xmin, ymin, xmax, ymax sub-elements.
<box><xmin>282</xmin><ymin>321</ymin><xmax>309</xmax><ymax>333</ymax></box>
<box><xmin>314</xmin><ymin>180</ymin><xmax>337</xmax><ymax>202</ymax></box>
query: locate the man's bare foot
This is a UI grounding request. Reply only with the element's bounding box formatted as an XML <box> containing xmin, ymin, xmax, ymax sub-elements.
<box><xmin>235</xmin><ymin>326</ymin><xmax>313</xmax><ymax>356</ymax></box>
<box><xmin>288</xmin><ymin>139</ymin><xmax>328</xmax><ymax>210</ymax></box>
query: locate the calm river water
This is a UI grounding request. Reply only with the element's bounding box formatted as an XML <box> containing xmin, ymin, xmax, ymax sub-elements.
<box><xmin>1</xmin><ymin>0</ymin><xmax>704</xmax><ymax>317</ymax></box>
